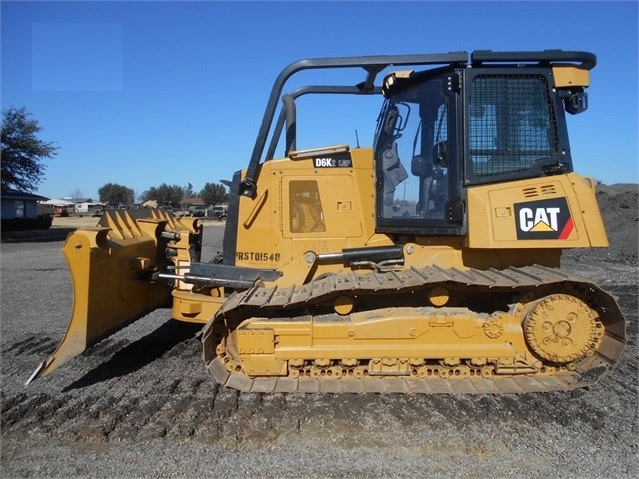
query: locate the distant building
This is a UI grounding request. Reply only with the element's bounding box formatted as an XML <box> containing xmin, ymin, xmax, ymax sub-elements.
<box><xmin>180</xmin><ymin>196</ymin><xmax>205</xmax><ymax>215</ymax></box>
<box><xmin>1</xmin><ymin>188</ymin><xmax>49</xmax><ymax>220</ymax></box>
<box><xmin>37</xmin><ymin>198</ymin><xmax>76</xmax><ymax>217</ymax></box>
<box><xmin>63</xmin><ymin>196</ymin><xmax>94</xmax><ymax>204</ymax></box>
<box><xmin>74</xmin><ymin>201</ymin><xmax>106</xmax><ymax>213</ymax></box>
<box><xmin>181</xmin><ymin>196</ymin><xmax>205</xmax><ymax>208</ymax></box>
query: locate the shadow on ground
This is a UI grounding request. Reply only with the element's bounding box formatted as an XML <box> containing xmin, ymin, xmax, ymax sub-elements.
<box><xmin>63</xmin><ymin>320</ymin><xmax>202</xmax><ymax>392</ymax></box>
<box><xmin>1</xmin><ymin>228</ymin><xmax>75</xmax><ymax>243</ymax></box>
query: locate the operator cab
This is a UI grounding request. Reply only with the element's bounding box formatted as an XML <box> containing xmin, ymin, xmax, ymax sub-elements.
<box><xmin>374</xmin><ymin>53</ymin><xmax>589</xmax><ymax>236</ymax></box>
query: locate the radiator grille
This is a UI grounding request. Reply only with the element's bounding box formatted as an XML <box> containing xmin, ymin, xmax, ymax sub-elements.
<box><xmin>521</xmin><ymin>184</ymin><xmax>558</xmax><ymax>198</ymax></box>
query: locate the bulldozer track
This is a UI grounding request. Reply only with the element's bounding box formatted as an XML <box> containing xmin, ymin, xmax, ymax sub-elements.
<box><xmin>207</xmin><ymin>356</ymin><xmax>602</xmax><ymax>394</ymax></box>
<box><xmin>206</xmin><ymin>264</ymin><xmax>626</xmax><ymax>394</ymax></box>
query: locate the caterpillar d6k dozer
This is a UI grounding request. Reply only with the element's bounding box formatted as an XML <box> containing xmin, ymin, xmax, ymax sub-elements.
<box><xmin>30</xmin><ymin>50</ymin><xmax>626</xmax><ymax>394</ymax></box>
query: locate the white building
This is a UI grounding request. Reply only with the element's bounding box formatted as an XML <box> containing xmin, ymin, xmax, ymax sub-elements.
<box><xmin>74</xmin><ymin>201</ymin><xmax>106</xmax><ymax>213</ymax></box>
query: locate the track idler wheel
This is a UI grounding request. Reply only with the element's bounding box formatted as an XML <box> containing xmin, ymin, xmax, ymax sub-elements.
<box><xmin>523</xmin><ymin>294</ymin><xmax>604</xmax><ymax>364</ymax></box>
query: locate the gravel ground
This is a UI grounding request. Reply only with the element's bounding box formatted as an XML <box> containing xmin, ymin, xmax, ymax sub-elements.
<box><xmin>1</xmin><ymin>185</ymin><xmax>637</xmax><ymax>479</ymax></box>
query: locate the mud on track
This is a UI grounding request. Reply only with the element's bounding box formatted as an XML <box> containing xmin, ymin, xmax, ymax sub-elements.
<box><xmin>1</xmin><ymin>219</ymin><xmax>638</xmax><ymax>478</ymax></box>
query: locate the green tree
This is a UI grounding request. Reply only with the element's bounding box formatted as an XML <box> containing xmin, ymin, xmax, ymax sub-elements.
<box><xmin>141</xmin><ymin>183</ymin><xmax>184</xmax><ymax>208</ymax></box>
<box><xmin>98</xmin><ymin>182</ymin><xmax>135</xmax><ymax>206</ymax></box>
<box><xmin>1</xmin><ymin>106</ymin><xmax>58</xmax><ymax>192</ymax></box>
<box><xmin>200</xmin><ymin>182</ymin><xmax>229</xmax><ymax>207</ymax></box>
<box><xmin>183</xmin><ymin>182</ymin><xmax>195</xmax><ymax>198</ymax></box>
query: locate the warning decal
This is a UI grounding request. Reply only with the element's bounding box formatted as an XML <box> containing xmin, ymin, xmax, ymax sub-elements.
<box><xmin>514</xmin><ymin>197</ymin><xmax>574</xmax><ymax>240</ymax></box>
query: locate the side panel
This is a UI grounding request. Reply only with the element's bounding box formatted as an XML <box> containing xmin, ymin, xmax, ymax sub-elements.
<box><xmin>231</xmin><ymin>147</ymin><xmax>386</xmax><ymax>286</ymax></box>
<box><xmin>466</xmin><ymin>173</ymin><xmax>608</xmax><ymax>249</ymax></box>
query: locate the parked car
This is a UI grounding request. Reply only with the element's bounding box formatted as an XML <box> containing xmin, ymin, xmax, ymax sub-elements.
<box><xmin>188</xmin><ymin>205</ymin><xmax>206</xmax><ymax>217</ymax></box>
<box><xmin>211</xmin><ymin>206</ymin><xmax>227</xmax><ymax>221</ymax></box>
<box><xmin>91</xmin><ymin>208</ymin><xmax>104</xmax><ymax>217</ymax></box>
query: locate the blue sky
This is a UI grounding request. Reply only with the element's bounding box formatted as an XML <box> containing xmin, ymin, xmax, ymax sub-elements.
<box><xmin>2</xmin><ymin>0</ymin><xmax>637</xmax><ymax>200</ymax></box>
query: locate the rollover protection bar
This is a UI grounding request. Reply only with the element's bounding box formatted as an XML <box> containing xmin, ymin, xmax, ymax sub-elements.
<box><xmin>240</xmin><ymin>50</ymin><xmax>596</xmax><ymax>198</ymax></box>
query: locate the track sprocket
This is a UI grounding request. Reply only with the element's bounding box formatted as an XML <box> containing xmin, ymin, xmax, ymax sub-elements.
<box><xmin>523</xmin><ymin>294</ymin><xmax>604</xmax><ymax>364</ymax></box>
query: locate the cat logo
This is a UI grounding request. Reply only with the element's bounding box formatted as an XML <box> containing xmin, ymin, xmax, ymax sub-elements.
<box><xmin>514</xmin><ymin>197</ymin><xmax>574</xmax><ymax>240</ymax></box>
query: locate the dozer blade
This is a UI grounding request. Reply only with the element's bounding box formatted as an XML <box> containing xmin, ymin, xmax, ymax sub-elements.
<box><xmin>27</xmin><ymin>209</ymin><xmax>202</xmax><ymax>384</ymax></box>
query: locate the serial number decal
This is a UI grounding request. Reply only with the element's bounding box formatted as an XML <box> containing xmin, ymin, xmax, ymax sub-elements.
<box><xmin>313</xmin><ymin>151</ymin><xmax>352</xmax><ymax>168</ymax></box>
<box><xmin>236</xmin><ymin>252</ymin><xmax>281</xmax><ymax>262</ymax></box>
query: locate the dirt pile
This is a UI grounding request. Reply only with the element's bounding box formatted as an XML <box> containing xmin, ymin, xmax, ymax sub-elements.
<box><xmin>564</xmin><ymin>183</ymin><xmax>638</xmax><ymax>265</ymax></box>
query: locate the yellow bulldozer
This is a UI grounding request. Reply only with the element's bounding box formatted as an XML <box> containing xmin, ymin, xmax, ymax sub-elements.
<box><xmin>29</xmin><ymin>50</ymin><xmax>626</xmax><ymax>394</ymax></box>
